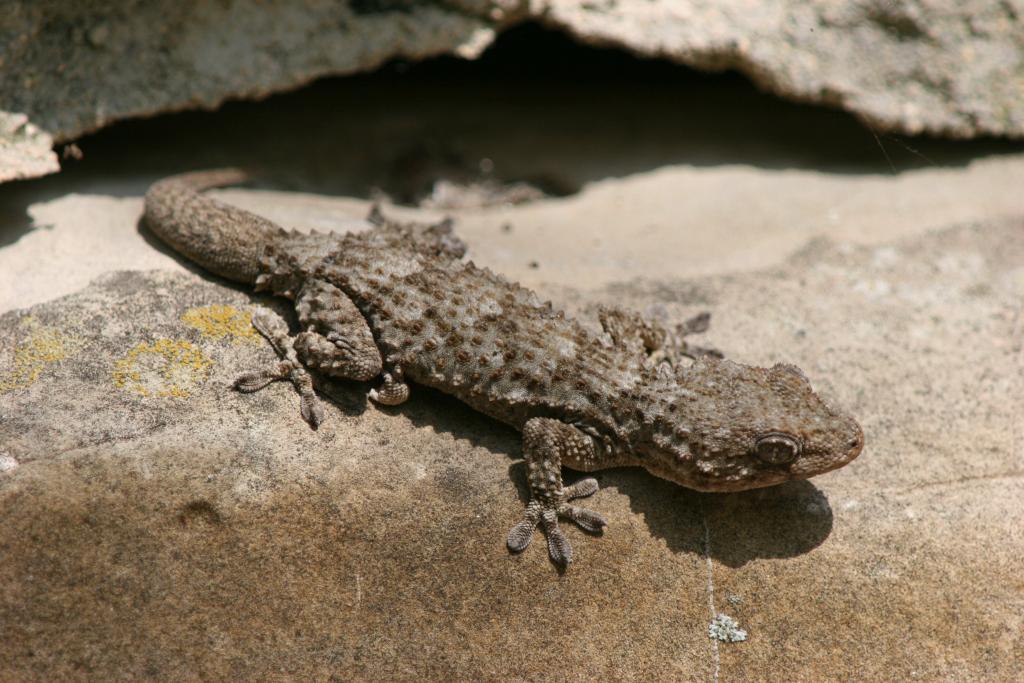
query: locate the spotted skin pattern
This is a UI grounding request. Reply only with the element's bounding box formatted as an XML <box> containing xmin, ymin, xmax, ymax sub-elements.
<box><xmin>145</xmin><ymin>170</ymin><xmax>864</xmax><ymax>567</ymax></box>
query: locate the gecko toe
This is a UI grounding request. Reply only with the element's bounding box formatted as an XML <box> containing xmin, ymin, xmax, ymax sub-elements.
<box><xmin>300</xmin><ymin>391</ymin><xmax>325</xmax><ymax>429</ymax></box>
<box><xmin>233</xmin><ymin>369</ymin><xmax>281</xmax><ymax>393</ymax></box>
<box><xmin>563</xmin><ymin>477</ymin><xmax>599</xmax><ymax>500</ymax></box>
<box><xmin>508</xmin><ymin>496</ymin><xmax>604</xmax><ymax>566</ymax></box>
<box><xmin>233</xmin><ymin>356</ymin><xmax>324</xmax><ymax>429</ymax></box>
<box><xmin>507</xmin><ymin>501</ymin><xmax>541</xmax><ymax>553</ymax></box>
<box><xmin>506</xmin><ymin>520</ymin><xmax>537</xmax><ymax>553</ymax></box>
<box><xmin>559</xmin><ymin>504</ymin><xmax>607</xmax><ymax>533</ymax></box>
<box><xmin>679</xmin><ymin>311</ymin><xmax>712</xmax><ymax>335</ymax></box>
<box><xmin>233</xmin><ymin>360</ymin><xmax>292</xmax><ymax>393</ymax></box>
<box><xmin>542</xmin><ymin>509</ymin><xmax>574</xmax><ymax>566</ymax></box>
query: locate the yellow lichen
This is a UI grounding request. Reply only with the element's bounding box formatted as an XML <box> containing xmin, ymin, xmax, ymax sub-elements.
<box><xmin>181</xmin><ymin>305</ymin><xmax>259</xmax><ymax>344</ymax></box>
<box><xmin>0</xmin><ymin>317</ymin><xmax>78</xmax><ymax>392</ymax></box>
<box><xmin>112</xmin><ymin>338</ymin><xmax>213</xmax><ymax>398</ymax></box>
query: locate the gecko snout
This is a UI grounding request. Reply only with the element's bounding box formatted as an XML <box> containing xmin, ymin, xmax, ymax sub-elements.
<box><xmin>845</xmin><ymin>420</ymin><xmax>865</xmax><ymax>459</ymax></box>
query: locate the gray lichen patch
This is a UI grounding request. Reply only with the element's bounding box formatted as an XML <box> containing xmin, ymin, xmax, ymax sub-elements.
<box><xmin>0</xmin><ymin>453</ymin><xmax>18</xmax><ymax>474</ymax></box>
<box><xmin>708</xmin><ymin>613</ymin><xmax>748</xmax><ymax>643</ymax></box>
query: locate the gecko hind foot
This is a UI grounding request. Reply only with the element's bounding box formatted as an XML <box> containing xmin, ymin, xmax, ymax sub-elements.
<box><xmin>679</xmin><ymin>311</ymin><xmax>711</xmax><ymax>335</ymax></box>
<box><xmin>506</xmin><ymin>477</ymin><xmax>606</xmax><ymax>567</ymax></box>
<box><xmin>233</xmin><ymin>308</ymin><xmax>326</xmax><ymax>429</ymax></box>
<box><xmin>676</xmin><ymin>312</ymin><xmax>724</xmax><ymax>359</ymax></box>
<box><xmin>233</xmin><ymin>360</ymin><xmax>325</xmax><ymax>429</ymax></box>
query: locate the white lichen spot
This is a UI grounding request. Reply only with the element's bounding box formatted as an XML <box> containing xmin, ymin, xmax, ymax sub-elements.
<box><xmin>708</xmin><ymin>613</ymin><xmax>747</xmax><ymax>643</ymax></box>
<box><xmin>0</xmin><ymin>453</ymin><xmax>18</xmax><ymax>474</ymax></box>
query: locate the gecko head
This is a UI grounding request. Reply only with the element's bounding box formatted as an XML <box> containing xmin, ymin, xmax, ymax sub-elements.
<box><xmin>640</xmin><ymin>357</ymin><xmax>863</xmax><ymax>491</ymax></box>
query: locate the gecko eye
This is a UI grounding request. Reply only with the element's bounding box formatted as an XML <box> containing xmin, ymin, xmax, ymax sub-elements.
<box><xmin>755</xmin><ymin>432</ymin><xmax>801</xmax><ymax>465</ymax></box>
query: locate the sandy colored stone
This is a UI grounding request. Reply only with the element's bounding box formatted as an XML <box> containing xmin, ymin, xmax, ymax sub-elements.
<box><xmin>5</xmin><ymin>152</ymin><xmax>1024</xmax><ymax>315</ymax></box>
<box><xmin>0</xmin><ymin>112</ymin><xmax>59</xmax><ymax>182</ymax></box>
<box><xmin>1</xmin><ymin>210</ymin><xmax>1022</xmax><ymax>679</ymax></box>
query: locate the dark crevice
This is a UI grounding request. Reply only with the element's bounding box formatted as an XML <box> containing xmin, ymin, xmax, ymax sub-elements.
<box><xmin>1</xmin><ymin>22</ymin><xmax>1022</xmax><ymax>245</ymax></box>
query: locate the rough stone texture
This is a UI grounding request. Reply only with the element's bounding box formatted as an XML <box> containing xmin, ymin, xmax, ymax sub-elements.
<box><xmin>0</xmin><ymin>0</ymin><xmax>502</xmax><ymax>145</ymax></box>
<box><xmin>4</xmin><ymin>0</ymin><xmax>1024</xmax><ymax>181</ymax></box>
<box><xmin>0</xmin><ymin>112</ymin><xmax>59</xmax><ymax>182</ymax></box>
<box><xmin>1</xmin><ymin>56</ymin><xmax>1023</xmax><ymax>680</ymax></box>
<box><xmin>542</xmin><ymin>0</ymin><xmax>1024</xmax><ymax>139</ymax></box>
<box><xmin>1</xmin><ymin>210</ymin><xmax>1022</xmax><ymax>679</ymax></box>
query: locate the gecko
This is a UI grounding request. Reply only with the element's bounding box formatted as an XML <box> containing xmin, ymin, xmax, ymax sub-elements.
<box><xmin>144</xmin><ymin>169</ymin><xmax>864</xmax><ymax>567</ymax></box>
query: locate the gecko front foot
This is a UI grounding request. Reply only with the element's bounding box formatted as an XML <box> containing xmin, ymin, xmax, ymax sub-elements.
<box><xmin>233</xmin><ymin>308</ymin><xmax>325</xmax><ymax>429</ymax></box>
<box><xmin>368</xmin><ymin>369</ymin><xmax>410</xmax><ymax>406</ymax></box>
<box><xmin>506</xmin><ymin>477</ymin><xmax>607</xmax><ymax>567</ymax></box>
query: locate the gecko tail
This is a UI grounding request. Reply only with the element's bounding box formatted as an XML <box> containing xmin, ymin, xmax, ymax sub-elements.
<box><xmin>144</xmin><ymin>169</ymin><xmax>285</xmax><ymax>285</ymax></box>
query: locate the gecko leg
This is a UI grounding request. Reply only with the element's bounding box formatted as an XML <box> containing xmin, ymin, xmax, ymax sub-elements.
<box><xmin>670</xmin><ymin>311</ymin><xmax>724</xmax><ymax>361</ymax></box>
<box><xmin>234</xmin><ymin>307</ymin><xmax>326</xmax><ymax>428</ymax></box>
<box><xmin>599</xmin><ymin>305</ymin><xmax>722</xmax><ymax>370</ymax></box>
<box><xmin>292</xmin><ymin>279</ymin><xmax>383</xmax><ymax>382</ymax></box>
<box><xmin>506</xmin><ymin>418</ymin><xmax>608</xmax><ymax>567</ymax></box>
<box><xmin>291</xmin><ymin>279</ymin><xmax>412</xmax><ymax>406</ymax></box>
<box><xmin>236</xmin><ymin>281</ymin><xmax>385</xmax><ymax>428</ymax></box>
<box><xmin>368</xmin><ymin>365</ymin><xmax>410</xmax><ymax>406</ymax></box>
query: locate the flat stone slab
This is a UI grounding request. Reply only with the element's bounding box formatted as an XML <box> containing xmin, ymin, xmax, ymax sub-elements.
<box><xmin>1</xmin><ymin>214</ymin><xmax>1021</xmax><ymax>679</ymax></box>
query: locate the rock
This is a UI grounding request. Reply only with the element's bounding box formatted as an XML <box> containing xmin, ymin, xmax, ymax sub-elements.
<box><xmin>542</xmin><ymin>0</ymin><xmax>1024</xmax><ymax>140</ymax></box>
<box><xmin>0</xmin><ymin>0</ymin><xmax>500</xmax><ymax>161</ymax></box>
<box><xmin>1</xmin><ymin>213</ymin><xmax>1021</xmax><ymax>679</ymax></box>
<box><xmin>0</xmin><ymin>112</ymin><xmax>59</xmax><ymax>182</ymax></box>
<box><xmin>4</xmin><ymin>0</ymin><xmax>1024</xmax><ymax>182</ymax></box>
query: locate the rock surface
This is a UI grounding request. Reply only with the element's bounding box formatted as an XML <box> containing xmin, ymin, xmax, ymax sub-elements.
<box><xmin>544</xmin><ymin>0</ymin><xmax>1024</xmax><ymax>140</ymax></box>
<box><xmin>2</xmin><ymin>42</ymin><xmax>1023</xmax><ymax>681</ymax></box>
<box><xmin>0</xmin><ymin>0</ymin><xmax>501</xmax><ymax>181</ymax></box>
<box><xmin>1</xmin><ymin>196</ymin><xmax>1022</xmax><ymax>679</ymax></box>
<box><xmin>4</xmin><ymin>0</ymin><xmax>1024</xmax><ymax>181</ymax></box>
<box><xmin>0</xmin><ymin>112</ymin><xmax>59</xmax><ymax>182</ymax></box>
